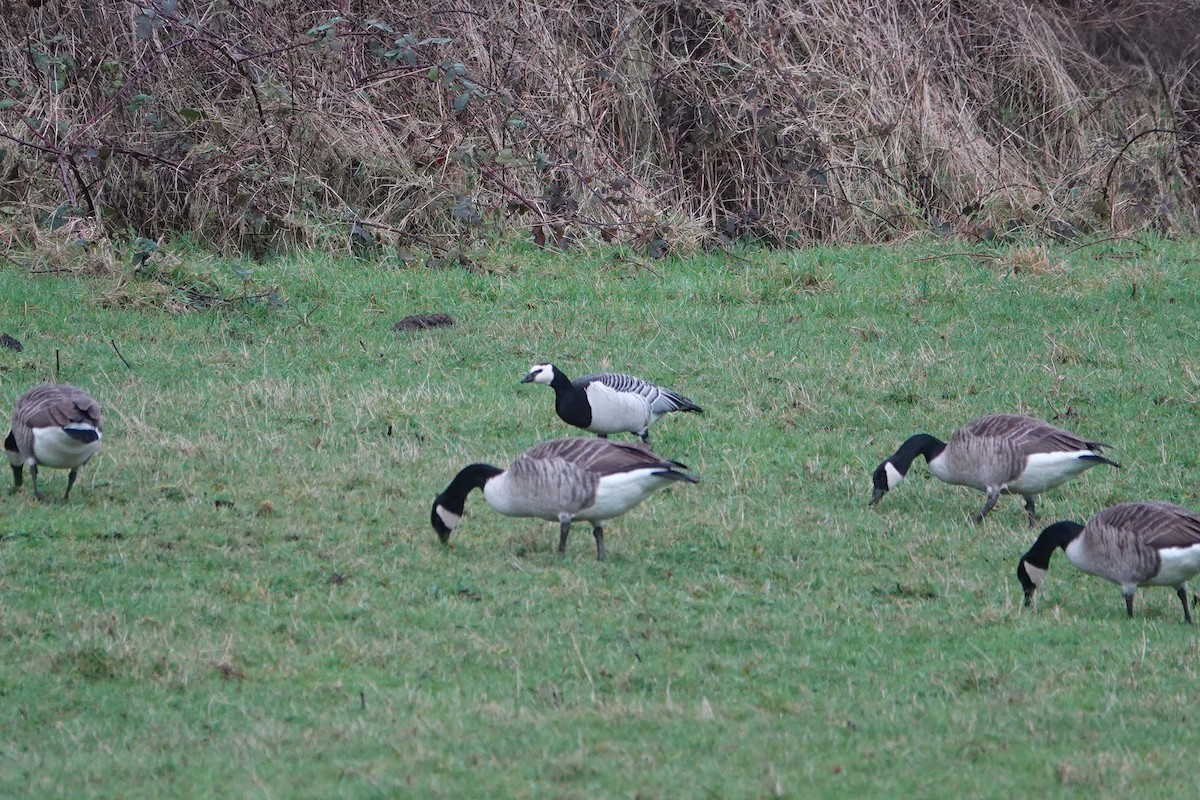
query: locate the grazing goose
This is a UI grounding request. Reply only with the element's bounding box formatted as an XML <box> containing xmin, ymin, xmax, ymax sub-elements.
<box><xmin>430</xmin><ymin>437</ymin><xmax>698</xmax><ymax>560</ymax></box>
<box><xmin>869</xmin><ymin>414</ymin><xmax>1119</xmax><ymax>526</ymax></box>
<box><xmin>521</xmin><ymin>363</ymin><xmax>702</xmax><ymax>443</ymax></box>
<box><xmin>6</xmin><ymin>383</ymin><xmax>103</xmax><ymax>500</ymax></box>
<box><xmin>1017</xmin><ymin>501</ymin><xmax>1200</xmax><ymax>623</ymax></box>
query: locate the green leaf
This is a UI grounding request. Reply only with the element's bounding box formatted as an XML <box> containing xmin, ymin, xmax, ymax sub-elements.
<box><xmin>364</xmin><ymin>19</ymin><xmax>396</xmax><ymax>34</ymax></box>
<box><xmin>0</xmin><ymin>99</ymin><xmax>17</xmax><ymax>110</ymax></box>
<box><xmin>178</xmin><ymin>108</ymin><xmax>202</xmax><ymax>123</ymax></box>
<box><xmin>452</xmin><ymin>92</ymin><xmax>470</xmax><ymax>112</ymax></box>
<box><xmin>44</xmin><ymin>203</ymin><xmax>72</xmax><ymax>231</ymax></box>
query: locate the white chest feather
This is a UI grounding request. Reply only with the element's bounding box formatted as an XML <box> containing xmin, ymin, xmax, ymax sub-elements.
<box><xmin>30</xmin><ymin>426</ymin><xmax>101</xmax><ymax>469</ymax></box>
<box><xmin>482</xmin><ymin>473</ymin><xmax>530</xmax><ymax>518</ymax></box>
<box><xmin>1063</xmin><ymin>537</ymin><xmax>1105</xmax><ymax>575</ymax></box>
<box><xmin>926</xmin><ymin>452</ymin><xmax>956</xmax><ymax>484</ymax></box>
<box><xmin>1007</xmin><ymin>451</ymin><xmax>1096</xmax><ymax>494</ymax></box>
<box><xmin>583</xmin><ymin>383</ymin><xmax>652</xmax><ymax>434</ymax></box>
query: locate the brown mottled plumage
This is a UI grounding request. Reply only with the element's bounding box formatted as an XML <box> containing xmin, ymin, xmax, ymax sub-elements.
<box><xmin>1018</xmin><ymin>501</ymin><xmax>1200</xmax><ymax>622</ymax></box>
<box><xmin>870</xmin><ymin>414</ymin><xmax>1119</xmax><ymax>526</ymax></box>
<box><xmin>430</xmin><ymin>437</ymin><xmax>697</xmax><ymax>560</ymax></box>
<box><xmin>6</xmin><ymin>384</ymin><xmax>103</xmax><ymax>500</ymax></box>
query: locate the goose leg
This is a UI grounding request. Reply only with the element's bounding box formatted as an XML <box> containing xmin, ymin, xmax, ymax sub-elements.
<box><xmin>592</xmin><ymin>523</ymin><xmax>606</xmax><ymax>562</ymax></box>
<box><xmin>973</xmin><ymin>488</ymin><xmax>1001</xmax><ymax>524</ymax></box>
<box><xmin>639</xmin><ymin>430</ymin><xmax>651</xmax><ymax>444</ymax></box>
<box><xmin>596</xmin><ymin>433</ymin><xmax>608</xmax><ymax>439</ymax></box>
<box><xmin>1023</xmin><ymin>495</ymin><xmax>1039</xmax><ymax>528</ymax></box>
<box><xmin>1124</xmin><ymin>590</ymin><xmax>1135</xmax><ymax>618</ymax></box>
<box><xmin>1177</xmin><ymin>586</ymin><xmax>1192</xmax><ymax>624</ymax></box>
<box><xmin>30</xmin><ymin>464</ymin><xmax>43</xmax><ymax>501</ymax></box>
<box><xmin>64</xmin><ymin>467</ymin><xmax>79</xmax><ymax>501</ymax></box>
<box><xmin>10</xmin><ymin>464</ymin><xmax>21</xmax><ymax>490</ymax></box>
<box><xmin>557</xmin><ymin>513</ymin><xmax>572</xmax><ymax>554</ymax></box>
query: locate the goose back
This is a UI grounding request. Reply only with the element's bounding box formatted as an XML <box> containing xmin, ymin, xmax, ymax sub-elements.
<box><xmin>936</xmin><ymin>414</ymin><xmax>1102</xmax><ymax>490</ymax></box>
<box><xmin>9</xmin><ymin>384</ymin><xmax>102</xmax><ymax>468</ymax></box>
<box><xmin>1071</xmin><ymin>501</ymin><xmax>1200</xmax><ymax>587</ymax></box>
<box><xmin>579</xmin><ymin>372</ymin><xmax>703</xmax><ymax>420</ymax></box>
<box><xmin>484</xmin><ymin>454</ymin><xmax>599</xmax><ymax>520</ymax></box>
<box><xmin>573</xmin><ymin>379</ymin><xmax>653</xmax><ymax>435</ymax></box>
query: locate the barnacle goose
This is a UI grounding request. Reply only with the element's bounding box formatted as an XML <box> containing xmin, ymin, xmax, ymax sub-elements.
<box><xmin>521</xmin><ymin>363</ymin><xmax>702</xmax><ymax>443</ymax></box>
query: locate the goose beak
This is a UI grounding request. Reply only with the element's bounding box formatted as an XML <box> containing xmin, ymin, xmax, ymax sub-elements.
<box><xmin>869</xmin><ymin>487</ymin><xmax>885</xmax><ymax>506</ymax></box>
<box><xmin>520</xmin><ymin>371</ymin><xmax>536</xmax><ymax>383</ymax></box>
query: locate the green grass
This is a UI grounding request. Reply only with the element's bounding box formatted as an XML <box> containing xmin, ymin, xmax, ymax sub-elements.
<box><xmin>3</xmin><ymin>238</ymin><xmax>1200</xmax><ymax>798</ymax></box>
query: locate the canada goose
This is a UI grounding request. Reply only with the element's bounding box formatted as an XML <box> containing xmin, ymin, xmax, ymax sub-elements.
<box><xmin>1017</xmin><ymin>501</ymin><xmax>1200</xmax><ymax>623</ymax></box>
<box><xmin>430</xmin><ymin>437</ymin><xmax>698</xmax><ymax>560</ymax></box>
<box><xmin>5</xmin><ymin>383</ymin><xmax>103</xmax><ymax>500</ymax></box>
<box><xmin>869</xmin><ymin>414</ymin><xmax>1119</xmax><ymax>526</ymax></box>
<box><xmin>521</xmin><ymin>363</ymin><xmax>702</xmax><ymax>443</ymax></box>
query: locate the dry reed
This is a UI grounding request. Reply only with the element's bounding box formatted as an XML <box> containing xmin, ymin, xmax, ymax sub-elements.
<box><xmin>0</xmin><ymin>0</ymin><xmax>1197</xmax><ymax>258</ymax></box>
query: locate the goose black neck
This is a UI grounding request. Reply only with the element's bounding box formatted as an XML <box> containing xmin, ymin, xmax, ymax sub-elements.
<box><xmin>1022</xmin><ymin>520</ymin><xmax>1085</xmax><ymax>569</ymax></box>
<box><xmin>547</xmin><ymin>366</ymin><xmax>575</xmax><ymax>393</ymax></box>
<box><xmin>437</xmin><ymin>463</ymin><xmax>502</xmax><ymax>515</ymax></box>
<box><xmin>549</xmin><ymin>369</ymin><xmax>591</xmax><ymax>428</ymax></box>
<box><xmin>890</xmin><ymin>434</ymin><xmax>946</xmax><ymax>473</ymax></box>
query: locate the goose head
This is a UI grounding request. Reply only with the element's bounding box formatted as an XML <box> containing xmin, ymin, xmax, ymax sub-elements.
<box><xmin>868</xmin><ymin>459</ymin><xmax>906</xmax><ymax>505</ymax></box>
<box><xmin>521</xmin><ymin>363</ymin><xmax>558</xmax><ymax>385</ymax></box>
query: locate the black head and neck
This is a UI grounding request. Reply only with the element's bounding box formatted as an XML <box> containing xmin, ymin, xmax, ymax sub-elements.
<box><xmin>430</xmin><ymin>463</ymin><xmax>503</xmax><ymax>544</ymax></box>
<box><xmin>1016</xmin><ymin>520</ymin><xmax>1085</xmax><ymax>606</ymax></box>
<box><xmin>868</xmin><ymin>433</ymin><xmax>946</xmax><ymax>506</ymax></box>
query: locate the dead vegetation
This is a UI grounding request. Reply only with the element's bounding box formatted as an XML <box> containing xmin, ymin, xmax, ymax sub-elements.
<box><xmin>0</xmin><ymin>0</ymin><xmax>1197</xmax><ymax>259</ymax></box>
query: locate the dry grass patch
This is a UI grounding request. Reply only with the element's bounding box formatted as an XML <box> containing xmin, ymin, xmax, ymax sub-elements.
<box><xmin>1</xmin><ymin>1</ymin><xmax>1197</xmax><ymax>255</ymax></box>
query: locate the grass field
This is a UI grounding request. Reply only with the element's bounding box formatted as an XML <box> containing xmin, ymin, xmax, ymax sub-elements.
<box><xmin>3</xmin><ymin>237</ymin><xmax>1200</xmax><ymax>798</ymax></box>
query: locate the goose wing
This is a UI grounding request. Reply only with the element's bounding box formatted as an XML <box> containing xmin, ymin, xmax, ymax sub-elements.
<box><xmin>579</xmin><ymin>373</ymin><xmax>702</xmax><ymax>414</ymax></box>
<box><xmin>1098</xmin><ymin>501</ymin><xmax>1200</xmax><ymax>549</ymax></box>
<box><xmin>962</xmin><ymin>414</ymin><xmax>1101</xmax><ymax>454</ymax></box>
<box><xmin>522</xmin><ymin>437</ymin><xmax>693</xmax><ymax>478</ymax></box>
<box><xmin>10</xmin><ymin>385</ymin><xmax>102</xmax><ymax>454</ymax></box>
<box><xmin>503</xmin><ymin>452</ymin><xmax>599</xmax><ymax>516</ymax></box>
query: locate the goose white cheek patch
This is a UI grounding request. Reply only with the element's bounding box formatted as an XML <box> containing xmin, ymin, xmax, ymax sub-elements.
<box><xmin>884</xmin><ymin>462</ymin><xmax>904</xmax><ymax>490</ymax></box>
<box><xmin>435</xmin><ymin>505</ymin><xmax>462</xmax><ymax>531</ymax></box>
<box><xmin>1022</xmin><ymin>562</ymin><xmax>1047</xmax><ymax>587</ymax></box>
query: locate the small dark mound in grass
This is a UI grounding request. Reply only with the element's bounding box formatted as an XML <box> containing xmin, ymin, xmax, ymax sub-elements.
<box><xmin>393</xmin><ymin>313</ymin><xmax>454</xmax><ymax>332</ymax></box>
<box><xmin>0</xmin><ymin>333</ymin><xmax>22</xmax><ymax>352</ymax></box>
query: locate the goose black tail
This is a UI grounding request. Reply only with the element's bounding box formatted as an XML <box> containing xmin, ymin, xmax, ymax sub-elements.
<box><xmin>1081</xmin><ymin>454</ymin><xmax>1121</xmax><ymax>469</ymax></box>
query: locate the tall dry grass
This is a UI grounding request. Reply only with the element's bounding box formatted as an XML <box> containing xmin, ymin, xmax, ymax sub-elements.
<box><xmin>0</xmin><ymin>0</ymin><xmax>1197</xmax><ymax>257</ymax></box>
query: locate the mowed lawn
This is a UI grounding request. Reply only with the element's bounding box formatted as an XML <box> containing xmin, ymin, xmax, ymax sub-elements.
<box><xmin>2</xmin><ymin>238</ymin><xmax>1200</xmax><ymax>798</ymax></box>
